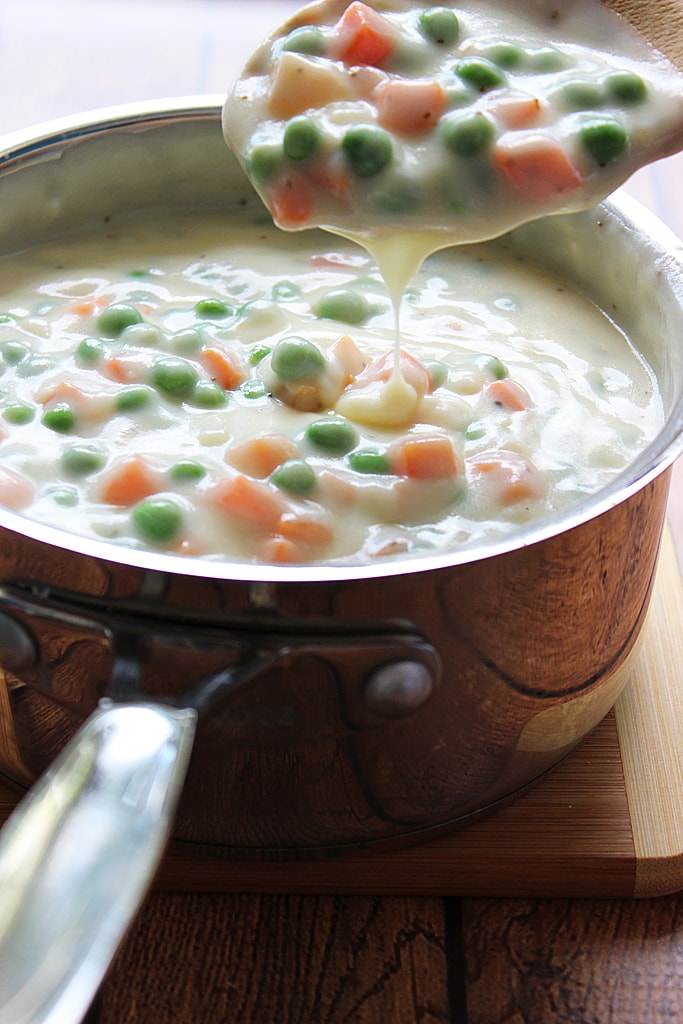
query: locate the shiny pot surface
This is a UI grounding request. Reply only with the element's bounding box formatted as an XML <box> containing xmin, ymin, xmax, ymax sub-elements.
<box><xmin>0</xmin><ymin>98</ymin><xmax>681</xmax><ymax>858</ymax></box>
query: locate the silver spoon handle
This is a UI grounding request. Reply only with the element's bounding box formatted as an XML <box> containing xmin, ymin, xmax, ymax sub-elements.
<box><xmin>0</xmin><ymin>700</ymin><xmax>197</xmax><ymax>1024</ymax></box>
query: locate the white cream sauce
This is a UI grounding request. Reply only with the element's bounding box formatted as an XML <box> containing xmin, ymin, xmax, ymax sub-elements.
<box><xmin>0</xmin><ymin>207</ymin><xmax>663</xmax><ymax>565</ymax></box>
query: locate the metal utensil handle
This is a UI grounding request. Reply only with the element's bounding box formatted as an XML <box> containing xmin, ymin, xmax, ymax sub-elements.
<box><xmin>0</xmin><ymin>700</ymin><xmax>197</xmax><ymax>1024</ymax></box>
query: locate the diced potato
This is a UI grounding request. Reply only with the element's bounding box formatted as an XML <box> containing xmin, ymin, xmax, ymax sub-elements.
<box><xmin>268</xmin><ymin>53</ymin><xmax>350</xmax><ymax>119</ymax></box>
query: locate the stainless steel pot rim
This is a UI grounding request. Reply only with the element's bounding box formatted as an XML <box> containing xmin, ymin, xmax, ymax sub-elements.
<box><xmin>0</xmin><ymin>95</ymin><xmax>680</xmax><ymax>585</ymax></box>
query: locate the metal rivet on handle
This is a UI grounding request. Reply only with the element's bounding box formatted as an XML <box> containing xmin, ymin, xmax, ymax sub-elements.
<box><xmin>364</xmin><ymin>660</ymin><xmax>435</xmax><ymax>718</ymax></box>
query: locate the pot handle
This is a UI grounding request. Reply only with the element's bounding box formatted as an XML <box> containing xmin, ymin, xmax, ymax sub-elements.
<box><xmin>0</xmin><ymin>699</ymin><xmax>197</xmax><ymax>1024</ymax></box>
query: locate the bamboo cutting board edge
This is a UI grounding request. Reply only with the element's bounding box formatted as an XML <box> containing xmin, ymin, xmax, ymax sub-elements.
<box><xmin>615</xmin><ymin>530</ymin><xmax>683</xmax><ymax>898</ymax></box>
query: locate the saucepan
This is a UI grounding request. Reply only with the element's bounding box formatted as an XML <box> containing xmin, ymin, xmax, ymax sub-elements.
<box><xmin>0</xmin><ymin>97</ymin><xmax>682</xmax><ymax>1023</ymax></box>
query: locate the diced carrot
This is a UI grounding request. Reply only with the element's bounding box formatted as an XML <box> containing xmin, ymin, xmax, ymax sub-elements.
<box><xmin>352</xmin><ymin>350</ymin><xmax>432</xmax><ymax>396</ymax></box>
<box><xmin>267</xmin><ymin>172</ymin><xmax>313</xmax><ymax>229</ymax></box>
<box><xmin>468</xmin><ymin>450</ymin><xmax>547</xmax><ymax>505</ymax></box>
<box><xmin>0</xmin><ymin>466</ymin><xmax>34</xmax><ymax>510</ymax></box>
<box><xmin>311</xmin><ymin>153</ymin><xmax>353</xmax><ymax>202</ymax></box>
<box><xmin>173</xmin><ymin>537</ymin><xmax>203</xmax><ymax>557</ymax></box>
<box><xmin>64</xmin><ymin>296</ymin><xmax>108</xmax><ymax>318</ymax></box>
<box><xmin>210</xmin><ymin>474</ymin><xmax>286</xmax><ymax>529</ymax></box>
<box><xmin>200</xmin><ymin>345</ymin><xmax>246</xmax><ymax>391</ymax></box>
<box><xmin>102</xmin><ymin>353</ymin><xmax>149</xmax><ymax>384</ymax></box>
<box><xmin>276</xmin><ymin>512</ymin><xmax>333</xmax><ymax>548</ymax></box>
<box><xmin>37</xmin><ymin>381</ymin><xmax>113</xmax><ymax>422</ymax></box>
<box><xmin>224</xmin><ymin>434</ymin><xmax>300</xmax><ymax>479</ymax></box>
<box><xmin>489</xmin><ymin>93</ymin><xmax>544</xmax><ymax>130</ymax></box>
<box><xmin>483</xmin><ymin>378</ymin><xmax>533</xmax><ymax>411</ymax></box>
<box><xmin>333</xmin><ymin>1</ymin><xmax>396</xmax><ymax>67</ymax></box>
<box><xmin>328</xmin><ymin>333</ymin><xmax>368</xmax><ymax>383</ymax></box>
<box><xmin>492</xmin><ymin>134</ymin><xmax>583</xmax><ymax>203</ymax></box>
<box><xmin>258</xmin><ymin>533</ymin><xmax>301</xmax><ymax>563</ymax></box>
<box><xmin>99</xmin><ymin>455</ymin><xmax>161</xmax><ymax>506</ymax></box>
<box><xmin>38</xmin><ymin>381</ymin><xmax>88</xmax><ymax>409</ymax></box>
<box><xmin>375</xmin><ymin>79</ymin><xmax>445</xmax><ymax>136</ymax></box>
<box><xmin>390</xmin><ymin>435</ymin><xmax>460</xmax><ymax>479</ymax></box>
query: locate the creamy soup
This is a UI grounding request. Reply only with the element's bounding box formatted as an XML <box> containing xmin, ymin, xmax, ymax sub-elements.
<box><xmin>0</xmin><ymin>206</ymin><xmax>662</xmax><ymax>565</ymax></box>
<box><xmin>224</xmin><ymin>0</ymin><xmax>683</xmax><ymax>296</ymax></box>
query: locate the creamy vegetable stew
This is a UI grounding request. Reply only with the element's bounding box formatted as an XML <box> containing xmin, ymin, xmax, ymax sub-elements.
<box><xmin>0</xmin><ymin>207</ymin><xmax>662</xmax><ymax>564</ymax></box>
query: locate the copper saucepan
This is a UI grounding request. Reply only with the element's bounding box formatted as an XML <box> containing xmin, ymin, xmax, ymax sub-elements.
<box><xmin>0</xmin><ymin>98</ymin><xmax>682</xmax><ymax>1022</ymax></box>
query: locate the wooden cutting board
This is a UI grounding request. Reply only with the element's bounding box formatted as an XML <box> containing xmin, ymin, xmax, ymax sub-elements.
<box><xmin>2</xmin><ymin>528</ymin><xmax>683</xmax><ymax>901</ymax></box>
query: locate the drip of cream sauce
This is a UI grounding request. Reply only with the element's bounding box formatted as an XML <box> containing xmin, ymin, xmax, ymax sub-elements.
<box><xmin>331</xmin><ymin>228</ymin><xmax>466</xmax><ymax>426</ymax></box>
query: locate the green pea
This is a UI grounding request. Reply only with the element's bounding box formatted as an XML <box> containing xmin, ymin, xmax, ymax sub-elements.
<box><xmin>3</xmin><ymin>402</ymin><xmax>35</xmax><ymax>425</ymax></box>
<box><xmin>314</xmin><ymin>288</ymin><xmax>369</xmax><ymax>325</ymax></box>
<box><xmin>249</xmin><ymin>344</ymin><xmax>272</xmax><ymax>365</ymax></box>
<box><xmin>45</xmin><ymin>484</ymin><xmax>78</xmax><ymax>507</ymax></box>
<box><xmin>272</xmin><ymin>280</ymin><xmax>300</xmax><ymax>301</ymax></box>
<box><xmin>240</xmin><ymin>378</ymin><xmax>268</xmax><ymax>400</ymax></box>
<box><xmin>42</xmin><ymin>405</ymin><xmax>76</xmax><ymax>434</ymax></box>
<box><xmin>132</xmin><ymin>496</ymin><xmax>183</xmax><ymax>545</ymax></box>
<box><xmin>422</xmin><ymin>358</ymin><xmax>448</xmax><ymax>388</ymax></box>
<box><xmin>305</xmin><ymin>416</ymin><xmax>358</xmax><ymax>455</ymax></box>
<box><xmin>116</xmin><ymin>385</ymin><xmax>157</xmax><ymax>412</ymax></box>
<box><xmin>418</xmin><ymin>6</ymin><xmax>459</xmax><ymax>46</ymax></box>
<box><xmin>171</xmin><ymin>328</ymin><xmax>204</xmax><ymax>355</ymax></box>
<box><xmin>0</xmin><ymin>340</ymin><xmax>28</xmax><ymax>366</ymax></box>
<box><xmin>271</xmin><ymin>336</ymin><xmax>326</xmax><ymax>382</ymax></box>
<box><xmin>579</xmin><ymin>117</ymin><xmax>629</xmax><ymax>165</ymax></box>
<box><xmin>61</xmin><ymin>444</ymin><xmax>105</xmax><ymax>477</ymax></box>
<box><xmin>284</xmin><ymin>116</ymin><xmax>320</xmax><ymax>161</ymax></box>
<box><xmin>473</xmin><ymin>354</ymin><xmax>508</xmax><ymax>380</ymax></box>
<box><xmin>150</xmin><ymin>356</ymin><xmax>198</xmax><ymax>400</ymax></box>
<box><xmin>97</xmin><ymin>303</ymin><xmax>143</xmax><ymax>337</ymax></box>
<box><xmin>76</xmin><ymin>337</ymin><xmax>106</xmax><ymax>364</ymax></box>
<box><xmin>195</xmin><ymin>298</ymin><xmax>233</xmax><ymax>319</ymax></box>
<box><xmin>348</xmin><ymin>449</ymin><xmax>391</xmax><ymax>474</ymax></box>
<box><xmin>17</xmin><ymin>357</ymin><xmax>53</xmax><ymax>378</ymax></box>
<box><xmin>556</xmin><ymin>79</ymin><xmax>605</xmax><ymax>111</ymax></box>
<box><xmin>453</xmin><ymin>57</ymin><xmax>506</xmax><ymax>92</ymax></box>
<box><xmin>440</xmin><ymin>111</ymin><xmax>495</xmax><ymax>157</ymax></box>
<box><xmin>370</xmin><ymin>180</ymin><xmax>421</xmax><ymax>214</ymax></box>
<box><xmin>605</xmin><ymin>70</ymin><xmax>647</xmax><ymax>105</ymax></box>
<box><xmin>482</xmin><ymin>42</ymin><xmax>524</xmax><ymax>70</ymax></box>
<box><xmin>271</xmin><ymin>459</ymin><xmax>317</xmax><ymax>495</ymax></box>
<box><xmin>247</xmin><ymin>142</ymin><xmax>283</xmax><ymax>184</ymax></box>
<box><xmin>464</xmin><ymin>422</ymin><xmax>486</xmax><ymax>441</ymax></box>
<box><xmin>281</xmin><ymin>25</ymin><xmax>325</xmax><ymax>55</ymax></box>
<box><xmin>527</xmin><ymin>47</ymin><xmax>567</xmax><ymax>72</ymax></box>
<box><xmin>128</xmin><ymin>268</ymin><xmax>150</xmax><ymax>279</ymax></box>
<box><xmin>191</xmin><ymin>380</ymin><xmax>227</xmax><ymax>408</ymax></box>
<box><xmin>342</xmin><ymin>125</ymin><xmax>393</xmax><ymax>178</ymax></box>
<box><xmin>169</xmin><ymin>460</ymin><xmax>206</xmax><ymax>483</ymax></box>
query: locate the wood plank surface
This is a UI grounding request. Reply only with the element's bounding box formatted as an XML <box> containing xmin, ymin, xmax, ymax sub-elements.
<box><xmin>100</xmin><ymin>893</ymin><xmax>455</xmax><ymax>1024</ymax></box>
<box><xmin>3</xmin><ymin>3</ymin><xmax>683</xmax><ymax>1023</ymax></box>
<box><xmin>462</xmin><ymin>897</ymin><xmax>683</xmax><ymax>1024</ymax></box>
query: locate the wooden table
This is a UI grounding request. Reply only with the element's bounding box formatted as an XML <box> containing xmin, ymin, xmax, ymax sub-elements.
<box><xmin>4</xmin><ymin>2</ymin><xmax>683</xmax><ymax>1021</ymax></box>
